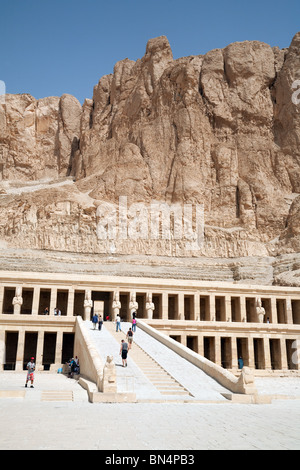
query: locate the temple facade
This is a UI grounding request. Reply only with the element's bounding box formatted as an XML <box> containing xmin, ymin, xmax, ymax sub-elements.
<box><xmin>0</xmin><ymin>270</ymin><xmax>299</xmax><ymax>376</ymax></box>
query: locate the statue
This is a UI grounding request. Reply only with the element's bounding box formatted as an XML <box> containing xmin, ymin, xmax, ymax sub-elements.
<box><xmin>129</xmin><ymin>292</ymin><xmax>138</xmax><ymax>318</ymax></box>
<box><xmin>12</xmin><ymin>286</ymin><xmax>23</xmax><ymax>315</ymax></box>
<box><xmin>100</xmin><ymin>355</ymin><xmax>117</xmax><ymax>393</ymax></box>
<box><xmin>146</xmin><ymin>292</ymin><xmax>155</xmax><ymax>319</ymax></box>
<box><xmin>83</xmin><ymin>290</ymin><xmax>93</xmax><ymax>321</ymax></box>
<box><xmin>112</xmin><ymin>291</ymin><xmax>121</xmax><ymax>321</ymax></box>
<box><xmin>256</xmin><ymin>297</ymin><xmax>265</xmax><ymax>323</ymax></box>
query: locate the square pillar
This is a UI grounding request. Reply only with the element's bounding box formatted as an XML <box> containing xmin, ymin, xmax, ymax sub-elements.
<box><xmin>0</xmin><ymin>285</ymin><xmax>4</xmax><ymax>314</ymax></box>
<box><xmin>209</xmin><ymin>295</ymin><xmax>215</xmax><ymax>321</ymax></box>
<box><xmin>248</xmin><ymin>337</ymin><xmax>255</xmax><ymax>368</ymax></box>
<box><xmin>263</xmin><ymin>337</ymin><xmax>272</xmax><ymax>371</ymax></box>
<box><xmin>181</xmin><ymin>334</ymin><xmax>187</xmax><ymax>347</ymax></box>
<box><xmin>52</xmin><ymin>330</ymin><xmax>63</xmax><ymax>370</ymax></box>
<box><xmin>280</xmin><ymin>338</ymin><xmax>288</xmax><ymax>371</ymax></box>
<box><xmin>0</xmin><ymin>330</ymin><xmax>5</xmax><ymax>371</ymax></box>
<box><xmin>286</xmin><ymin>297</ymin><xmax>293</xmax><ymax>324</ymax></box>
<box><xmin>67</xmin><ymin>288</ymin><xmax>75</xmax><ymax>317</ymax></box>
<box><xmin>270</xmin><ymin>297</ymin><xmax>278</xmax><ymax>323</ymax></box>
<box><xmin>240</xmin><ymin>296</ymin><xmax>247</xmax><ymax>322</ymax></box>
<box><xmin>197</xmin><ymin>334</ymin><xmax>204</xmax><ymax>356</ymax></box>
<box><xmin>178</xmin><ymin>293</ymin><xmax>184</xmax><ymax>320</ymax></box>
<box><xmin>215</xmin><ymin>335</ymin><xmax>221</xmax><ymax>366</ymax></box>
<box><xmin>231</xmin><ymin>336</ymin><xmax>238</xmax><ymax>372</ymax></box>
<box><xmin>193</xmin><ymin>293</ymin><xmax>200</xmax><ymax>321</ymax></box>
<box><xmin>162</xmin><ymin>292</ymin><xmax>168</xmax><ymax>320</ymax></box>
<box><xmin>31</xmin><ymin>287</ymin><xmax>40</xmax><ymax>316</ymax></box>
<box><xmin>36</xmin><ymin>330</ymin><xmax>44</xmax><ymax>371</ymax></box>
<box><xmin>15</xmin><ymin>330</ymin><xmax>25</xmax><ymax>371</ymax></box>
<box><xmin>225</xmin><ymin>295</ymin><xmax>232</xmax><ymax>322</ymax></box>
<box><xmin>49</xmin><ymin>288</ymin><xmax>57</xmax><ymax>316</ymax></box>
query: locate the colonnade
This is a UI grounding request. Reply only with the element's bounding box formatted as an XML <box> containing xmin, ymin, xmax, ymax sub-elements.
<box><xmin>1</xmin><ymin>284</ymin><xmax>300</xmax><ymax>325</ymax></box>
<box><xmin>0</xmin><ymin>276</ymin><xmax>299</xmax><ymax>374</ymax></box>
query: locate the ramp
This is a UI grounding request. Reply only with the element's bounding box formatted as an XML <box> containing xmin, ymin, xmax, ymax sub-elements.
<box><xmin>82</xmin><ymin>320</ymin><xmax>229</xmax><ymax>402</ymax></box>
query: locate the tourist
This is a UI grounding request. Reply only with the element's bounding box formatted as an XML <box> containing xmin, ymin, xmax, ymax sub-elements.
<box><xmin>115</xmin><ymin>314</ymin><xmax>121</xmax><ymax>332</ymax></box>
<box><xmin>238</xmin><ymin>357</ymin><xmax>244</xmax><ymax>369</ymax></box>
<box><xmin>132</xmin><ymin>316</ymin><xmax>137</xmax><ymax>332</ymax></box>
<box><xmin>73</xmin><ymin>356</ymin><xmax>80</xmax><ymax>375</ymax></box>
<box><xmin>25</xmin><ymin>357</ymin><xmax>35</xmax><ymax>388</ymax></box>
<box><xmin>92</xmin><ymin>313</ymin><xmax>98</xmax><ymax>329</ymax></box>
<box><xmin>98</xmin><ymin>314</ymin><xmax>103</xmax><ymax>330</ymax></box>
<box><xmin>120</xmin><ymin>339</ymin><xmax>128</xmax><ymax>367</ymax></box>
<box><xmin>126</xmin><ymin>327</ymin><xmax>134</xmax><ymax>349</ymax></box>
<box><xmin>44</xmin><ymin>307</ymin><xmax>49</xmax><ymax>315</ymax></box>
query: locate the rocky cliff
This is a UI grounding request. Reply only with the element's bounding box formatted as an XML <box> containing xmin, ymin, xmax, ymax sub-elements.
<box><xmin>0</xmin><ymin>33</ymin><xmax>299</xmax><ymax>279</ymax></box>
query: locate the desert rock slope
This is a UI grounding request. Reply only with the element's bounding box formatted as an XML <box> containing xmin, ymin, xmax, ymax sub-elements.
<box><xmin>0</xmin><ymin>33</ymin><xmax>299</xmax><ymax>285</ymax></box>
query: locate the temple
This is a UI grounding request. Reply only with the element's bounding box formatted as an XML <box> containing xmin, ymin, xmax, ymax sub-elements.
<box><xmin>1</xmin><ymin>270</ymin><xmax>299</xmax><ymax>377</ymax></box>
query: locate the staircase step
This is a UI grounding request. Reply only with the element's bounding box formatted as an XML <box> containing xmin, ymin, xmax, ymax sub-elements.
<box><xmin>41</xmin><ymin>391</ymin><xmax>73</xmax><ymax>402</ymax></box>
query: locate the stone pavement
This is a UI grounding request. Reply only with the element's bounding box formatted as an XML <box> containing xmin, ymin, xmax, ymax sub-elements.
<box><xmin>0</xmin><ymin>374</ymin><xmax>299</xmax><ymax>450</ymax></box>
<box><xmin>0</xmin><ymin>320</ymin><xmax>300</xmax><ymax>450</ymax></box>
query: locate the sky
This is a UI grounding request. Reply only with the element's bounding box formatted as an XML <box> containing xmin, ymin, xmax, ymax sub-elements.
<box><xmin>0</xmin><ymin>0</ymin><xmax>299</xmax><ymax>104</ymax></box>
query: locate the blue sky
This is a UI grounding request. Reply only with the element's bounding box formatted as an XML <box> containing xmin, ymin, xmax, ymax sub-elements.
<box><xmin>1</xmin><ymin>0</ymin><xmax>299</xmax><ymax>104</ymax></box>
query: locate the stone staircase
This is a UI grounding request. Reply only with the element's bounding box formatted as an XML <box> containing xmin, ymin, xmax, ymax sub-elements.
<box><xmin>104</xmin><ymin>322</ymin><xmax>191</xmax><ymax>398</ymax></box>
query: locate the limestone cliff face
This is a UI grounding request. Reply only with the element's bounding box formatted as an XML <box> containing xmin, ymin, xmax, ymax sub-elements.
<box><xmin>0</xmin><ymin>33</ymin><xmax>299</xmax><ymax>260</ymax></box>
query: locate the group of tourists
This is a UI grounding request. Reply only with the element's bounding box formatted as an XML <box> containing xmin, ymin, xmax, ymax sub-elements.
<box><xmin>91</xmin><ymin>313</ymin><xmax>104</xmax><ymax>330</ymax></box>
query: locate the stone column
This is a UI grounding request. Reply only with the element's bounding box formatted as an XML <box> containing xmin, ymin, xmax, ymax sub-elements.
<box><xmin>15</xmin><ymin>330</ymin><xmax>25</xmax><ymax>371</ymax></box>
<box><xmin>248</xmin><ymin>337</ymin><xmax>255</xmax><ymax>368</ymax></box>
<box><xmin>270</xmin><ymin>297</ymin><xmax>278</xmax><ymax>323</ymax></box>
<box><xmin>178</xmin><ymin>293</ymin><xmax>184</xmax><ymax>320</ymax></box>
<box><xmin>208</xmin><ymin>295</ymin><xmax>215</xmax><ymax>321</ymax></box>
<box><xmin>197</xmin><ymin>334</ymin><xmax>204</xmax><ymax>356</ymax></box>
<box><xmin>31</xmin><ymin>287</ymin><xmax>40</xmax><ymax>316</ymax></box>
<box><xmin>240</xmin><ymin>295</ymin><xmax>247</xmax><ymax>322</ymax></box>
<box><xmin>49</xmin><ymin>288</ymin><xmax>57</xmax><ymax>316</ymax></box>
<box><xmin>286</xmin><ymin>298</ymin><xmax>293</xmax><ymax>324</ymax></box>
<box><xmin>0</xmin><ymin>330</ymin><xmax>5</xmax><ymax>371</ymax></box>
<box><xmin>162</xmin><ymin>292</ymin><xmax>168</xmax><ymax>320</ymax></box>
<box><xmin>215</xmin><ymin>335</ymin><xmax>221</xmax><ymax>366</ymax></box>
<box><xmin>225</xmin><ymin>295</ymin><xmax>232</xmax><ymax>322</ymax></box>
<box><xmin>36</xmin><ymin>330</ymin><xmax>44</xmax><ymax>371</ymax></box>
<box><xmin>263</xmin><ymin>337</ymin><xmax>272</xmax><ymax>371</ymax></box>
<box><xmin>231</xmin><ymin>336</ymin><xmax>238</xmax><ymax>372</ymax></box>
<box><xmin>67</xmin><ymin>288</ymin><xmax>75</xmax><ymax>317</ymax></box>
<box><xmin>0</xmin><ymin>285</ymin><xmax>4</xmax><ymax>314</ymax></box>
<box><xmin>280</xmin><ymin>338</ymin><xmax>288</xmax><ymax>371</ymax></box>
<box><xmin>52</xmin><ymin>331</ymin><xmax>63</xmax><ymax>370</ymax></box>
<box><xmin>193</xmin><ymin>293</ymin><xmax>200</xmax><ymax>321</ymax></box>
<box><xmin>181</xmin><ymin>334</ymin><xmax>187</xmax><ymax>347</ymax></box>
